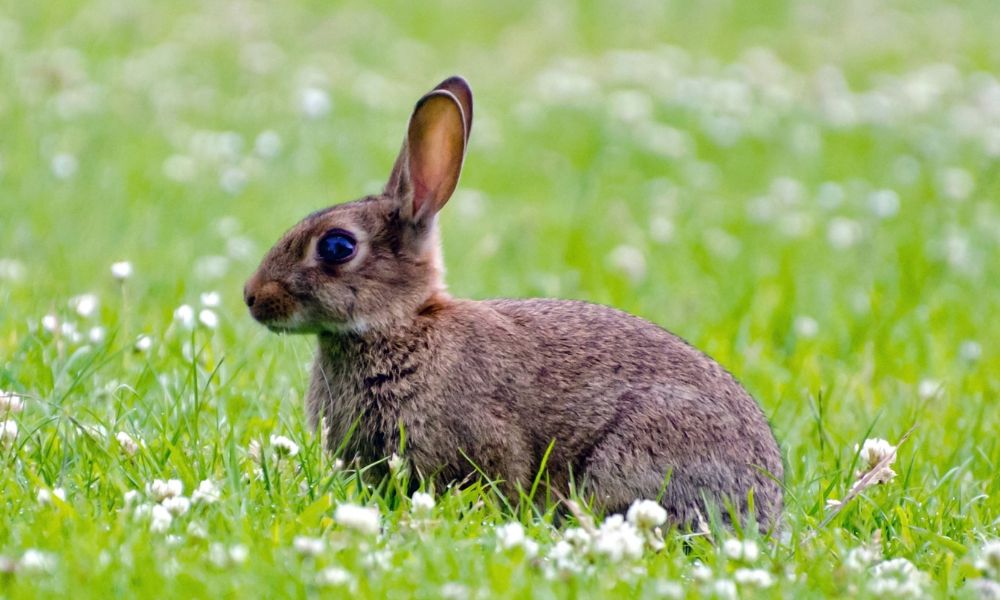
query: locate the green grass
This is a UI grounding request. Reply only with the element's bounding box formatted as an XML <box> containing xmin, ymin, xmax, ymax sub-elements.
<box><xmin>2</xmin><ymin>0</ymin><xmax>1000</xmax><ymax>597</ymax></box>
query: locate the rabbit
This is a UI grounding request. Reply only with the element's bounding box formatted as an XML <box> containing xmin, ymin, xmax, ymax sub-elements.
<box><xmin>244</xmin><ymin>76</ymin><xmax>784</xmax><ymax>529</ymax></box>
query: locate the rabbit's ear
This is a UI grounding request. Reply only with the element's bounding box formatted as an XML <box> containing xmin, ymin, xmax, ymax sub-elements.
<box><xmin>385</xmin><ymin>80</ymin><xmax>470</xmax><ymax>222</ymax></box>
<box><xmin>432</xmin><ymin>76</ymin><xmax>472</xmax><ymax>145</ymax></box>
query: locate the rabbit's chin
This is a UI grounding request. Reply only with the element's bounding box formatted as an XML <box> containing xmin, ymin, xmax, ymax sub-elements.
<box><xmin>262</xmin><ymin>314</ymin><xmax>369</xmax><ymax>336</ymax></box>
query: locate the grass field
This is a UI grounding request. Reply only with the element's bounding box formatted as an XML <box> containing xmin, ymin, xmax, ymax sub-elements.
<box><xmin>2</xmin><ymin>0</ymin><xmax>1000</xmax><ymax>597</ymax></box>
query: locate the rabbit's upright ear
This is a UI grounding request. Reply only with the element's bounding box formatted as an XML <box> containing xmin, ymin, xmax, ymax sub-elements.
<box><xmin>433</xmin><ymin>76</ymin><xmax>472</xmax><ymax>143</ymax></box>
<box><xmin>386</xmin><ymin>77</ymin><xmax>471</xmax><ymax>222</ymax></box>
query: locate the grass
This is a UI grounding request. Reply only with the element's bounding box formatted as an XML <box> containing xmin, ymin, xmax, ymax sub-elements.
<box><xmin>2</xmin><ymin>0</ymin><xmax>1000</xmax><ymax>597</ymax></box>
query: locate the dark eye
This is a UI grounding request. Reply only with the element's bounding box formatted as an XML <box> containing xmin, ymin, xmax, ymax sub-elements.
<box><xmin>317</xmin><ymin>230</ymin><xmax>357</xmax><ymax>264</ymax></box>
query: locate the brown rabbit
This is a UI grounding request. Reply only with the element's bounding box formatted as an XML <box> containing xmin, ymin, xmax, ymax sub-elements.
<box><xmin>244</xmin><ymin>76</ymin><xmax>783</xmax><ymax>529</ymax></box>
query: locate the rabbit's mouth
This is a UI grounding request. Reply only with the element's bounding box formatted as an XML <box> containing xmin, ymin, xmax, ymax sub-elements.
<box><xmin>261</xmin><ymin>318</ymin><xmax>324</xmax><ymax>335</ymax></box>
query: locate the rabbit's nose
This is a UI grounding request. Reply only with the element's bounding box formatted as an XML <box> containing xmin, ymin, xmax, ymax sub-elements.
<box><xmin>243</xmin><ymin>285</ymin><xmax>256</xmax><ymax>308</ymax></box>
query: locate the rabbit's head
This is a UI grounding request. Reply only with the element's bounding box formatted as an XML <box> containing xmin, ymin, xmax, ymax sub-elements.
<box><xmin>244</xmin><ymin>76</ymin><xmax>472</xmax><ymax>333</ymax></box>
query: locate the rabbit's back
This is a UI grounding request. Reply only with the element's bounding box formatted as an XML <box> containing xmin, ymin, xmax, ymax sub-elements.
<box><xmin>477</xmin><ymin>299</ymin><xmax>782</xmax><ymax>524</ymax></box>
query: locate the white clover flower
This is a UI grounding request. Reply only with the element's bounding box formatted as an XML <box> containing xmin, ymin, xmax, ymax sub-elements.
<box><xmin>41</xmin><ymin>314</ymin><xmax>59</xmax><ymax>333</ymax></box>
<box><xmin>150</xmin><ymin>504</ymin><xmax>173</xmax><ymax>532</ymax></box>
<box><xmin>123</xmin><ymin>490</ymin><xmax>141</xmax><ymax>508</ymax></box>
<box><xmin>116</xmin><ymin>431</ymin><xmax>139</xmax><ymax>456</ymax></box>
<box><xmin>51</xmin><ymin>153</ymin><xmax>78</xmax><ymax>180</ymax></box>
<box><xmin>869</xmin><ymin>189</ymin><xmax>900</xmax><ymax>219</ymax></box>
<box><xmin>563</xmin><ymin>527</ymin><xmax>591</xmax><ymax>549</ymax></box>
<box><xmin>976</xmin><ymin>540</ymin><xmax>1000</xmax><ymax>579</ymax></box>
<box><xmin>229</xmin><ymin>544</ymin><xmax>249</xmax><ymax>564</ymax></box>
<box><xmin>495</xmin><ymin>522</ymin><xmax>525</xmax><ymax>549</ymax></box>
<box><xmin>844</xmin><ymin>545</ymin><xmax>881</xmax><ymax>572</ymax></box>
<box><xmin>299</xmin><ymin>87</ymin><xmax>331</xmax><ymax>118</ymax></box>
<box><xmin>198</xmin><ymin>309</ymin><xmax>219</xmax><ymax>329</ymax></box>
<box><xmin>186</xmin><ymin>522</ymin><xmax>208</xmax><ymax>538</ymax></box>
<box><xmin>794</xmin><ymin>315</ymin><xmax>819</xmax><ymax>338</ymax></box>
<box><xmin>959</xmin><ymin>340</ymin><xmax>982</xmax><ymax>363</ymax></box>
<box><xmin>208</xmin><ymin>543</ymin><xmax>229</xmax><ymax>567</ymax></box>
<box><xmin>165</xmin><ymin>535</ymin><xmax>183</xmax><ymax>546</ymax></box>
<box><xmin>741</xmin><ymin>540</ymin><xmax>761</xmax><ymax>562</ymax></box>
<box><xmin>691</xmin><ymin>561</ymin><xmax>714</xmax><ymax>582</ymax></box>
<box><xmin>269</xmin><ymin>435</ymin><xmax>299</xmax><ymax>458</ymax></box>
<box><xmin>548</xmin><ymin>536</ymin><xmax>586</xmax><ymax>579</ymax></box>
<box><xmin>855</xmin><ymin>438</ymin><xmax>897</xmax><ymax>484</ymax></box>
<box><xmin>173</xmin><ymin>305</ymin><xmax>195</xmax><ymax>329</ymax></box>
<box><xmin>440</xmin><ymin>582</ymin><xmax>469</xmax><ymax>600</ymax></box>
<box><xmin>938</xmin><ymin>167</ymin><xmax>974</xmax><ymax>201</ymax></box>
<box><xmin>0</xmin><ymin>389</ymin><xmax>23</xmax><ymax>413</ymax></box>
<box><xmin>626</xmin><ymin>499</ymin><xmax>667</xmax><ymax>530</ymax></box>
<box><xmin>495</xmin><ymin>522</ymin><xmax>539</xmax><ymax>557</ymax></box>
<box><xmin>226</xmin><ymin>236</ymin><xmax>255</xmax><ymax>260</ymax></box>
<box><xmin>945</xmin><ymin>233</ymin><xmax>973</xmax><ymax>271</ymax></box>
<box><xmin>608</xmin><ymin>245</ymin><xmax>647</xmax><ymax>282</ymax></box>
<box><xmin>723</xmin><ymin>538</ymin><xmax>743</xmax><ymax>559</ymax></box>
<box><xmin>200</xmin><ymin>291</ymin><xmax>221</xmax><ymax>307</ymax></box>
<box><xmin>827</xmin><ymin>217</ymin><xmax>863</xmax><ymax>249</ymax></box>
<box><xmin>608</xmin><ymin>89</ymin><xmax>653</xmax><ymax>123</ymax></box>
<box><xmin>318</xmin><ymin>566</ymin><xmax>352</xmax><ymax>586</ymax></box>
<box><xmin>722</xmin><ymin>538</ymin><xmax>760</xmax><ymax>563</ymax></box>
<box><xmin>334</xmin><ymin>503</ymin><xmax>380</xmax><ymax>535</ymax></box>
<box><xmin>111</xmin><ymin>261</ymin><xmax>133</xmax><ymax>281</ymax></box>
<box><xmin>918</xmin><ymin>379</ymin><xmax>942</xmax><ymax>400</ymax></box>
<box><xmin>547</xmin><ymin>540</ymin><xmax>578</xmax><ymax>569</ymax></box>
<box><xmin>817</xmin><ymin>182</ymin><xmax>845</xmax><ymax>209</ymax></box>
<box><xmin>219</xmin><ymin>167</ymin><xmax>247</xmax><ymax>195</ymax></box>
<box><xmin>60</xmin><ymin>321</ymin><xmax>81</xmax><ymax>343</ymax></box>
<box><xmin>134</xmin><ymin>335</ymin><xmax>152</xmax><ymax>352</ymax></box>
<box><xmin>967</xmin><ymin>579</ymin><xmax>1000</xmax><ymax>600</ymax></box>
<box><xmin>734</xmin><ymin>567</ymin><xmax>774</xmax><ymax>587</ymax></box>
<box><xmin>132</xmin><ymin>503</ymin><xmax>153</xmax><ymax>520</ymax></box>
<box><xmin>80</xmin><ymin>423</ymin><xmax>107</xmax><ymax>439</ymax></box>
<box><xmin>69</xmin><ymin>293</ymin><xmax>99</xmax><ymax>317</ymax></box>
<box><xmin>712</xmin><ymin>578</ymin><xmax>738</xmax><ymax>600</ymax></box>
<box><xmin>255</xmin><ymin>130</ymin><xmax>283</xmax><ymax>159</ymax></box>
<box><xmin>0</xmin><ymin>258</ymin><xmax>26</xmax><ymax>281</ymax></box>
<box><xmin>387</xmin><ymin>452</ymin><xmax>405</xmax><ymax>474</ymax></box>
<box><xmin>37</xmin><ymin>487</ymin><xmax>66</xmax><ymax>505</ymax></box>
<box><xmin>1</xmin><ymin>419</ymin><xmax>17</xmax><ymax>446</ymax></box>
<box><xmin>247</xmin><ymin>439</ymin><xmax>262</xmax><ymax>463</ymax></box>
<box><xmin>192</xmin><ymin>479</ymin><xmax>221</xmax><ymax>504</ymax></box>
<box><xmin>147</xmin><ymin>479</ymin><xmax>184</xmax><ymax>502</ymax></box>
<box><xmin>652</xmin><ymin>580</ymin><xmax>683</xmax><ymax>598</ymax></box>
<box><xmin>293</xmin><ymin>536</ymin><xmax>325</xmax><ymax>557</ymax></box>
<box><xmin>194</xmin><ymin>255</ymin><xmax>230</xmax><ymax>280</ymax></box>
<box><xmin>410</xmin><ymin>491</ymin><xmax>435</xmax><ymax>516</ymax></box>
<box><xmin>88</xmin><ymin>326</ymin><xmax>106</xmax><ymax>344</ymax></box>
<box><xmin>163</xmin><ymin>154</ymin><xmax>197</xmax><ymax>182</ymax></box>
<box><xmin>362</xmin><ymin>549</ymin><xmax>393</xmax><ymax>571</ymax></box>
<box><xmin>591</xmin><ymin>514</ymin><xmax>644</xmax><ymax>562</ymax></box>
<box><xmin>868</xmin><ymin>558</ymin><xmax>928</xmax><ymax>597</ymax></box>
<box><xmin>20</xmin><ymin>549</ymin><xmax>56</xmax><ymax>572</ymax></box>
<box><xmin>649</xmin><ymin>217</ymin><xmax>675</xmax><ymax>243</ymax></box>
<box><xmin>161</xmin><ymin>495</ymin><xmax>190</xmax><ymax>516</ymax></box>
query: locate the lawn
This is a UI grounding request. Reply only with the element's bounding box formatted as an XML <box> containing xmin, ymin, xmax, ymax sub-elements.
<box><xmin>1</xmin><ymin>0</ymin><xmax>999</xmax><ymax>597</ymax></box>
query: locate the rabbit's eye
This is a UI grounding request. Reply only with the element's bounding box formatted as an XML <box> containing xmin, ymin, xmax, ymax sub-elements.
<box><xmin>317</xmin><ymin>230</ymin><xmax>357</xmax><ymax>264</ymax></box>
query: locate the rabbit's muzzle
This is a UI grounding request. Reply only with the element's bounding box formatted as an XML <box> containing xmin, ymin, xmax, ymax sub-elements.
<box><xmin>244</xmin><ymin>278</ymin><xmax>297</xmax><ymax>328</ymax></box>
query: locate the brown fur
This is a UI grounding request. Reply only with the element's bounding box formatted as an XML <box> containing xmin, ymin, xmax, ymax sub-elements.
<box><xmin>245</xmin><ymin>76</ymin><xmax>784</xmax><ymax>529</ymax></box>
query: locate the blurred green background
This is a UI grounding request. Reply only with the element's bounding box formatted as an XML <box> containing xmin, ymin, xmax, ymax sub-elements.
<box><xmin>1</xmin><ymin>0</ymin><xmax>999</xmax><ymax>596</ymax></box>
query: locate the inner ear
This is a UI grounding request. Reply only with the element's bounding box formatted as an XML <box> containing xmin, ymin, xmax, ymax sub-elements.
<box><xmin>433</xmin><ymin>76</ymin><xmax>472</xmax><ymax>145</ymax></box>
<box><xmin>403</xmin><ymin>92</ymin><xmax>466</xmax><ymax>221</ymax></box>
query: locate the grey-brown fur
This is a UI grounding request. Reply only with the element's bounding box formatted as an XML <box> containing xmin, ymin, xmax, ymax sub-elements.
<box><xmin>245</xmin><ymin>76</ymin><xmax>783</xmax><ymax>529</ymax></box>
